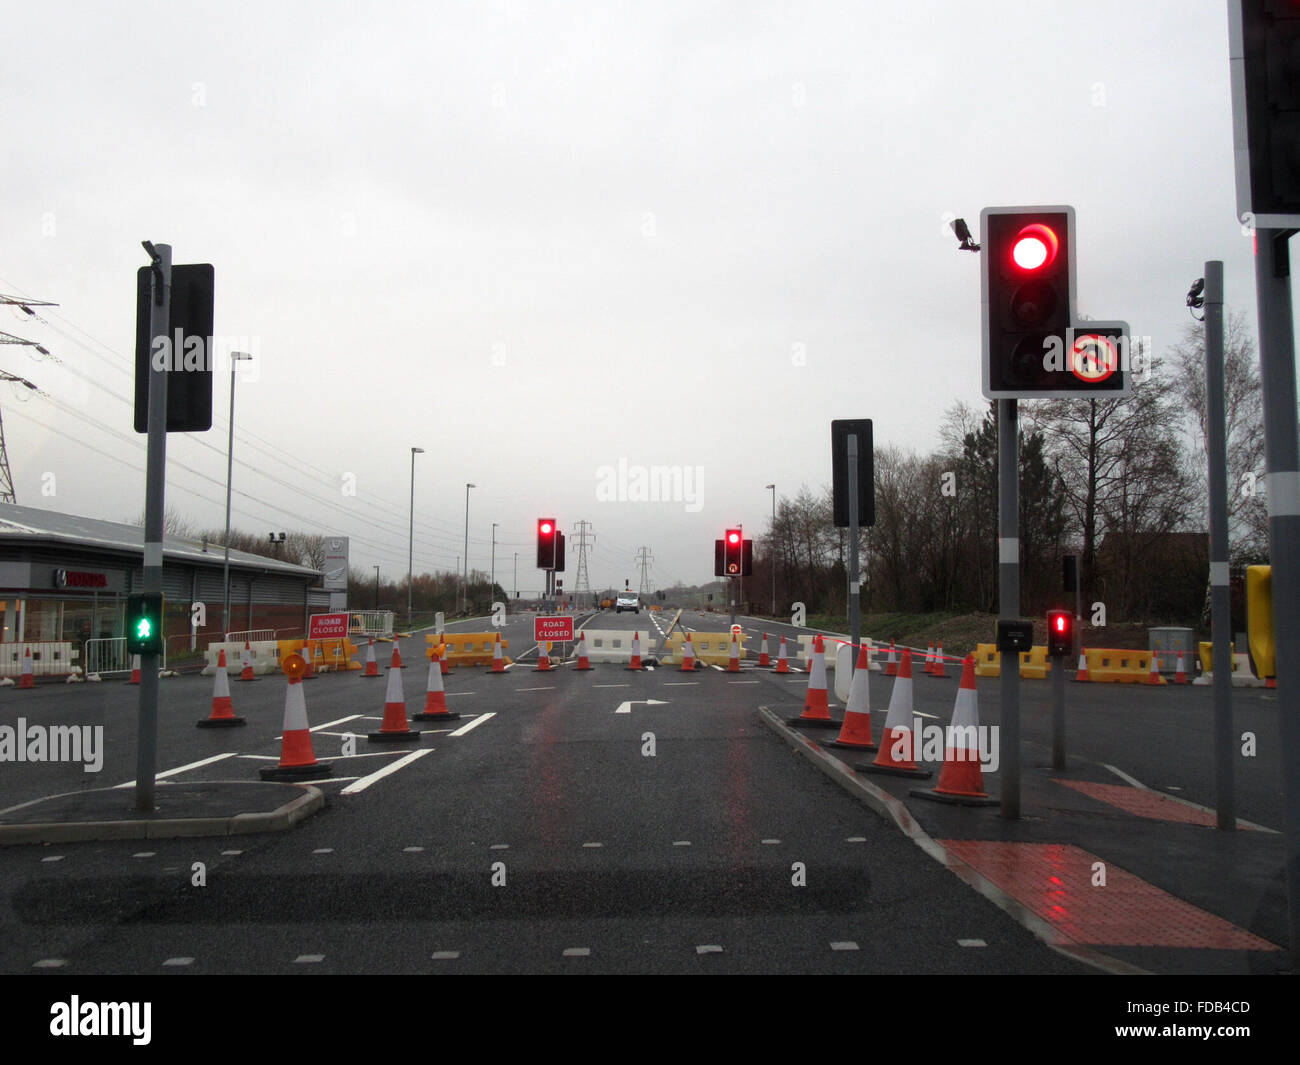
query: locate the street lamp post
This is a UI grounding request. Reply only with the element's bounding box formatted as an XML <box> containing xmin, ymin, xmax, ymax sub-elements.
<box><xmin>408</xmin><ymin>447</ymin><xmax>424</xmax><ymax>627</ymax></box>
<box><xmin>491</xmin><ymin>522</ymin><xmax>498</xmax><ymax>600</ymax></box>
<box><xmin>513</xmin><ymin>552</ymin><xmax>518</xmax><ymax>600</ymax></box>
<box><xmin>462</xmin><ymin>483</ymin><xmax>475</xmax><ymax>613</ymax></box>
<box><xmin>766</xmin><ymin>483</ymin><xmax>776</xmax><ymax>617</ymax></box>
<box><xmin>374</xmin><ymin>565</ymin><xmax>380</xmax><ymax>611</ymax></box>
<box><xmin>222</xmin><ymin>351</ymin><xmax>253</xmax><ymax>637</ymax></box>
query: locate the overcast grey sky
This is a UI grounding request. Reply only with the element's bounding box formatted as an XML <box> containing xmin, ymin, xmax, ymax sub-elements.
<box><xmin>0</xmin><ymin>1</ymin><xmax>1287</xmax><ymax>593</ymax></box>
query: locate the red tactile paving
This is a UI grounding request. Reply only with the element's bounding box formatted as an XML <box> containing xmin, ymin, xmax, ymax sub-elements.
<box><xmin>1054</xmin><ymin>779</ymin><xmax>1261</xmax><ymax>830</ymax></box>
<box><xmin>939</xmin><ymin>840</ymin><xmax>1280</xmax><ymax>950</ymax></box>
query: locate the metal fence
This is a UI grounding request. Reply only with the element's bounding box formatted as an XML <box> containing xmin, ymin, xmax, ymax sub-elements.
<box><xmin>348</xmin><ymin>611</ymin><xmax>394</xmax><ymax>637</ymax></box>
<box><xmin>82</xmin><ymin>637</ymin><xmax>165</xmax><ymax>676</ymax></box>
<box><xmin>224</xmin><ymin>629</ymin><xmax>277</xmax><ymax>644</ymax></box>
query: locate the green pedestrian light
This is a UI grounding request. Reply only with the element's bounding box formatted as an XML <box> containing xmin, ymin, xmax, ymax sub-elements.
<box><xmin>126</xmin><ymin>593</ymin><xmax>165</xmax><ymax>655</ymax></box>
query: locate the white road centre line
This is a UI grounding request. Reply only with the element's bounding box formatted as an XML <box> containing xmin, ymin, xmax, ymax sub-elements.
<box><xmin>515</xmin><ymin>686</ymin><xmax>555</xmax><ymax>692</ymax></box>
<box><xmin>41</xmin><ymin>856</ymin><xmax>64</xmax><ymax>863</ymax></box>
<box><xmin>448</xmin><ymin>713</ymin><xmax>495</xmax><ymax>736</ymax></box>
<box><xmin>163</xmin><ymin>957</ymin><xmax>194</xmax><ymax>966</ymax></box>
<box><xmin>310</xmin><ymin>714</ymin><xmax>363</xmax><ymax>732</ymax></box>
<box><xmin>112</xmin><ymin>752</ymin><xmax>236</xmax><ymax>789</ymax></box>
<box><xmin>846</xmin><ymin>837</ymin><xmax>867</xmax><ymax>843</ymax></box>
<box><xmin>696</xmin><ymin>945</ymin><xmax>723</xmax><ymax>955</ymax></box>
<box><xmin>728</xmin><ymin>680</ymin><xmax>760</xmax><ymax>685</ymax></box>
<box><xmin>431</xmin><ymin>951</ymin><xmax>460</xmax><ymax>960</ymax></box>
<box><xmin>582</xmin><ymin>841</ymin><xmax>603</xmax><ymax>848</ymax></box>
<box><xmin>672</xmin><ymin>840</ymin><xmax>691</xmax><ymax>847</ymax></box>
<box><xmin>664</xmin><ymin>682</ymin><xmax>699</xmax><ymax>686</ymax></box>
<box><xmin>33</xmin><ymin>959</ymin><xmax>67</xmax><ymax>968</ymax></box>
<box><xmin>958</xmin><ymin>939</ymin><xmax>988</xmax><ymax>948</ymax></box>
<box><xmin>294</xmin><ymin>954</ymin><xmax>325</xmax><ymax>964</ymax></box>
<box><xmin>563</xmin><ymin>947</ymin><xmax>591</xmax><ymax>957</ymax></box>
<box><xmin>830</xmin><ymin>942</ymin><xmax>860</xmax><ymax>952</ymax></box>
<box><xmin>593</xmin><ymin>684</ymin><xmax>630</xmax><ymax>688</ymax></box>
<box><xmin>340</xmin><ymin>747</ymin><xmax>433</xmax><ymax>795</ymax></box>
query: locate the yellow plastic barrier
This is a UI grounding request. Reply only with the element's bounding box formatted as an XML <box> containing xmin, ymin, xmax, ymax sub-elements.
<box><xmin>663</xmin><ymin>632</ymin><xmax>747</xmax><ymax>666</ymax></box>
<box><xmin>1083</xmin><ymin>648</ymin><xmax>1164</xmax><ymax>684</ymax></box>
<box><xmin>1247</xmin><ymin>565</ymin><xmax>1275</xmax><ymax>680</ymax></box>
<box><xmin>1197</xmin><ymin>641</ymin><xmax>1236</xmax><ymax>674</ymax></box>
<box><xmin>278</xmin><ymin>638</ymin><xmax>359</xmax><ymax>671</ymax></box>
<box><xmin>428</xmin><ymin>632</ymin><xmax>511</xmax><ymax>667</ymax></box>
<box><xmin>972</xmin><ymin>643</ymin><xmax>1053</xmax><ymax>679</ymax></box>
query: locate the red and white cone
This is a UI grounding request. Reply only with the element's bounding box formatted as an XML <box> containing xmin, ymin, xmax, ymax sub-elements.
<box><xmin>932</xmin><ymin>642</ymin><xmax>948</xmax><ymax>679</ymax></box>
<box><xmin>1174</xmin><ymin>652</ymin><xmax>1189</xmax><ymax>684</ymax></box>
<box><xmin>923</xmin><ymin>642</ymin><xmax>936</xmax><ymax>675</ymax></box>
<box><xmin>19</xmin><ymin>647</ymin><xmax>35</xmax><ymax>689</ymax></box>
<box><xmin>198</xmin><ymin>649</ymin><xmax>246</xmax><ymax>728</ymax></box>
<box><xmin>128</xmin><ymin>654</ymin><xmax>141</xmax><ymax>685</ymax></box>
<box><xmin>1074</xmin><ymin>647</ymin><xmax>1090</xmax><ymax>683</ymax></box>
<box><xmin>626</xmin><ymin>632</ymin><xmax>643</xmax><ymax>671</ymax></box>
<box><xmin>826</xmin><ymin>644</ymin><xmax>876</xmax><ymax>750</ymax></box>
<box><xmin>490</xmin><ymin>633</ymin><xmax>508</xmax><ymax>673</ymax></box>
<box><xmin>390</xmin><ymin>640</ymin><xmax>403</xmax><ymax>670</ymax></box>
<box><xmin>368</xmin><ymin>649</ymin><xmax>421</xmax><ymax>742</ymax></box>
<box><xmin>361</xmin><ymin>637</ymin><xmax>380</xmax><ymax>678</ymax></box>
<box><xmin>774</xmin><ymin>636</ymin><xmax>790</xmax><ymax>674</ymax></box>
<box><xmin>727</xmin><ymin>634</ymin><xmax>741</xmax><ymax>673</ymax></box>
<box><xmin>885</xmin><ymin>639</ymin><xmax>898</xmax><ymax>677</ymax></box>
<box><xmin>237</xmin><ymin>641</ymin><xmax>258</xmax><ymax>682</ymax></box>
<box><xmin>1145</xmin><ymin>653</ymin><xmax>1166</xmax><ymax>686</ymax></box>
<box><xmin>260</xmin><ymin>669</ymin><xmax>332</xmax><ymax>780</ymax></box>
<box><xmin>440</xmin><ymin>640</ymin><xmax>453</xmax><ymax>674</ymax></box>
<box><xmin>535</xmin><ymin>640</ymin><xmax>554</xmax><ymax>671</ymax></box>
<box><xmin>679</xmin><ymin>633</ymin><xmax>697</xmax><ymax>672</ymax></box>
<box><xmin>858</xmin><ymin>649</ymin><xmax>931</xmax><ymax>779</ymax></box>
<box><xmin>911</xmin><ymin>656</ymin><xmax>996</xmax><ymax>805</ymax></box>
<box><xmin>789</xmin><ymin>634</ymin><xmax>838</xmax><ymax>729</ymax></box>
<box><xmin>574</xmin><ymin>632</ymin><xmax>593</xmax><ymax>671</ymax></box>
<box><xmin>758</xmin><ymin>634</ymin><xmax>771</xmax><ymax>668</ymax></box>
<box><xmin>414</xmin><ymin>648</ymin><xmax>461</xmax><ymax>721</ymax></box>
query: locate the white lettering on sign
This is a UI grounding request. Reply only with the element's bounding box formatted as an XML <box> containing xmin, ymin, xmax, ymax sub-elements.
<box><xmin>309</xmin><ymin>613</ymin><xmax>350</xmax><ymax>639</ymax></box>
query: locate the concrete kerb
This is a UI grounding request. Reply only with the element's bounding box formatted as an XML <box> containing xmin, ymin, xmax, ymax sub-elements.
<box><xmin>0</xmin><ymin>784</ymin><xmax>325</xmax><ymax>846</ymax></box>
<box><xmin>755</xmin><ymin>706</ymin><xmax>1148</xmax><ymax>976</ymax></box>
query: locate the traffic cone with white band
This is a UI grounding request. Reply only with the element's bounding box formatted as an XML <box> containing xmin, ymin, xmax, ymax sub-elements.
<box><xmin>414</xmin><ymin>646</ymin><xmax>460</xmax><ymax>721</ymax></box>
<box><xmin>260</xmin><ymin>655</ymin><xmax>331</xmax><ymax>780</ymax></box>
<box><xmin>361</xmin><ymin>638</ymin><xmax>380</xmax><ymax>678</ymax></box>
<box><xmin>198</xmin><ymin>649</ymin><xmax>246</xmax><ymax>728</ymax></box>
<box><xmin>911</xmin><ymin>656</ymin><xmax>996</xmax><ymax>805</ymax></box>
<box><xmin>626</xmin><ymin>632</ymin><xmax>643</xmax><ymax>671</ymax></box>
<box><xmin>368</xmin><ymin>645</ymin><xmax>421</xmax><ymax>742</ymax></box>
<box><xmin>679</xmin><ymin>633</ymin><xmax>697</xmax><ymax>672</ymax></box>
<box><xmin>825</xmin><ymin>643</ymin><xmax>876</xmax><ymax>750</ymax></box>
<box><xmin>857</xmin><ymin>649</ymin><xmax>931</xmax><ymax>779</ymax></box>
<box><xmin>788</xmin><ymin>634</ymin><xmax>838</xmax><ymax>729</ymax></box>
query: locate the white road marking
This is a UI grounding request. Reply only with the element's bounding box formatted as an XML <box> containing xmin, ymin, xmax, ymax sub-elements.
<box><xmin>846</xmin><ymin>837</ymin><xmax>866</xmax><ymax>843</ymax></box>
<box><xmin>313</xmin><ymin>848</ymin><xmax>333</xmax><ymax>854</ymax></box>
<box><xmin>294</xmin><ymin>954</ymin><xmax>325</xmax><ymax>964</ymax></box>
<box><xmin>696</xmin><ymin>945</ymin><xmax>723</xmax><ymax>955</ymax></box>
<box><xmin>444</xmin><ymin>691</ymin><xmax>476</xmax><ymax>696</ymax></box>
<box><xmin>113</xmin><ymin>752</ymin><xmax>236</xmax><ymax>789</ymax></box>
<box><xmin>221</xmin><ymin>850</ymin><xmax>242</xmax><ymax>855</ymax></box>
<box><xmin>33</xmin><ymin>959</ymin><xmax>67</xmax><ymax>968</ymax></box>
<box><xmin>958</xmin><ymin>939</ymin><xmax>988</xmax><ymax>948</ymax></box>
<box><xmin>593</xmin><ymin>683</ymin><xmax>630</xmax><ymax>688</ymax></box>
<box><xmin>515</xmin><ymin>686</ymin><xmax>555</xmax><ymax>692</ymax></box>
<box><xmin>489</xmin><ymin>844</ymin><xmax>509</xmax><ymax>850</ymax></box>
<box><xmin>582</xmin><ymin>841</ymin><xmax>603</xmax><ymax>848</ymax></box>
<box><xmin>672</xmin><ymin>840</ymin><xmax>691</xmax><ymax>846</ymax></box>
<box><xmin>163</xmin><ymin>957</ymin><xmax>194</xmax><ymax>966</ymax></box>
<box><xmin>830</xmin><ymin>942</ymin><xmax>859</xmax><ymax>952</ymax></box>
<box><xmin>562</xmin><ymin>947</ymin><xmax>591</xmax><ymax>957</ymax></box>
<box><xmin>914</xmin><ymin>712</ymin><xmax>940</xmax><ymax>720</ymax></box>
<box><xmin>133</xmin><ymin>852</ymin><xmax>155</xmax><ymax>858</ymax></box>
<box><xmin>728</xmin><ymin>680</ymin><xmax>760</xmax><ymax>685</ymax></box>
<box><xmin>340</xmin><ymin>747</ymin><xmax>433</xmax><ymax>795</ymax></box>
<box><xmin>448</xmin><ymin>713</ymin><xmax>495</xmax><ymax>736</ymax></box>
<box><xmin>761</xmin><ymin>839</ymin><xmax>781</xmax><ymax>845</ymax></box>
<box><xmin>664</xmin><ymin>682</ymin><xmax>698</xmax><ymax>686</ymax></box>
<box><xmin>310</xmin><ymin>714</ymin><xmax>363</xmax><ymax>732</ymax></box>
<box><xmin>403</xmin><ymin>846</ymin><xmax>424</xmax><ymax>853</ymax></box>
<box><xmin>431</xmin><ymin>951</ymin><xmax>460</xmax><ymax>960</ymax></box>
<box><xmin>40</xmin><ymin>856</ymin><xmax>64</xmax><ymax>863</ymax></box>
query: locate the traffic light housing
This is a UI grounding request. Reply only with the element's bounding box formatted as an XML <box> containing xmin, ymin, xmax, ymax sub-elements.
<box><xmin>554</xmin><ymin>530</ymin><xmax>566</xmax><ymax>573</ymax></box>
<box><xmin>126</xmin><ymin>593</ymin><xmax>165</xmax><ymax>655</ymax></box>
<box><xmin>723</xmin><ymin>529</ymin><xmax>743</xmax><ymax>576</ymax></box>
<box><xmin>1046</xmin><ymin>609</ymin><xmax>1074</xmax><ymax>658</ymax></box>
<box><xmin>1230</xmin><ymin>1</ymin><xmax>1300</xmax><ymax>227</ymax></box>
<box><xmin>134</xmin><ymin>263</ymin><xmax>215</xmax><ymax>433</ymax></box>
<box><xmin>536</xmin><ymin>518</ymin><xmax>556</xmax><ymax>569</ymax></box>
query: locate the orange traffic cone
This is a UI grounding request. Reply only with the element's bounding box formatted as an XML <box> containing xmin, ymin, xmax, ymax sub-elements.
<box><xmin>727</xmin><ymin>633</ymin><xmax>741</xmax><ymax>672</ymax></box>
<box><xmin>626</xmin><ymin>632</ymin><xmax>643</xmax><ymax>671</ymax></box>
<box><xmin>237</xmin><ymin>641</ymin><xmax>258</xmax><ymax>682</ymax></box>
<box><xmin>574</xmin><ymin>632</ymin><xmax>593</xmax><ymax>671</ymax></box>
<box><xmin>260</xmin><ymin>656</ymin><xmax>332</xmax><ymax>780</ymax></box>
<box><xmin>826</xmin><ymin>644</ymin><xmax>876</xmax><ymax>750</ymax></box>
<box><xmin>858</xmin><ymin>650</ymin><xmax>931</xmax><ymax>779</ymax></box>
<box><xmin>788</xmin><ymin>634</ymin><xmax>838</xmax><ymax>729</ymax></box>
<box><xmin>440</xmin><ymin>640</ymin><xmax>453</xmax><ymax>674</ymax></box>
<box><xmin>758</xmin><ymin>633</ymin><xmax>771</xmax><ymax>668</ymax></box>
<box><xmin>198</xmin><ymin>649</ymin><xmax>246</xmax><ymax>728</ymax></box>
<box><xmin>128</xmin><ymin>654</ymin><xmax>141</xmax><ymax>685</ymax></box>
<box><xmin>923</xmin><ymin>641</ymin><xmax>936</xmax><ymax>675</ymax></box>
<box><xmin>1145</xmin><ymin>653</ymin><xmax>1166</xmax><ymax>686</ymax></box>
<box><xmin>489</xmin><ymin>633</ymin><xmax>509</xmax><ymax>673</ymax></box>
<box><xmin>774</xmin><ymin>636</ymin><xmax>790</xmax><ymax>673</ymax></box>
<box><xmin>884</xmin><ymin>639</ymin><xmax>898</xmax><ymax>677</ymax></box>
<box><xmin>1074</xmin><ymin>647</ymin><xmax>1090</xmax><ymax>683</ymax></box>
<box><xmin>368</xmin><ymin>648</ymin><xmax>421</xmax><ymax>743</ymax></box>
<box><xmin>390</xmin><ymin>639</ymin><xmax>403</xmax><ymax>670</ymax></box>
<box><xmin>361</xmin><ymin>638</ymin><xmax>380</xmax><ymax>678</ymax></box>
<box><xmin>679</xmin><ymin>633</ymin><xmax>697</xmax><ymax>672</ymax></box>
<box><xmin>1174</xmin><ymin>652</ymin><xmax>1189</xmax><ymax>685</ymax></box>
<box><xmin>932</xmin><ymin>642</ymin><xmax>948</xmax><ymax>679</ymax></box>
<box><xmin>414</xmin><ymin>648</ymin><xmax>461</xmax><ymax>721</ymax></box>
<box><xmin>911</xmin><ymin>656</ymin><xmax>996</xmax><ymax>805</ymax></box>
<box><xmin>535</xmin><ymin>640</ymin><xmax>554</xmax><ymax>671</ymax></box>
<box><xmin>19</xmin><ymin>647</ymin><xmax>35</xmax><ymax>689</ymax></box>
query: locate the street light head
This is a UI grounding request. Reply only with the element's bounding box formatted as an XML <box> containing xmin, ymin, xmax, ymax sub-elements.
<box><xmin>765</xmin><ymin>483</ymin><xmax>775</xmax><ymax>489</ymax></box>
<box><xmin>412</xmin><ymin>446</ymin><xmax>424</xmax><ymax>454</ymax></box>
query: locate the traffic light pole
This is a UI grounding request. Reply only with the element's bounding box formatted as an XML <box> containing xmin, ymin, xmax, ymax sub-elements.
<box><xmin>1051</xmin><ymin>649</ymin><xmax>1066</xmax><ymax>770</ymax></box>
<box><xmin>1253</xmin><ymin>229</ymin><xmax>1300</xmax><ymax>967</ymax></box>
<box><xmin>1204</xmin><ymin>261</ymin><xmax>1235</xmax><ymax>833</ymax></box>
<box><xmin>137</xmin><ymin>241</ymin><xmax>170</xmax><ymax>814</ymax></box>
<box><xmin>998</xmin><ymin>398</ymin><xmax>1021</xmax><ymax>819</ymax></box>
<box><xmin>848</xmin><ymin>434</ymin><xmax>861</xmax><ymax>665</ymax></box>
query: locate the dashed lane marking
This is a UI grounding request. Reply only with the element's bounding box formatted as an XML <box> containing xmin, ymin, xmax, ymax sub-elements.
<box><xmin>112</xmin><ymin>752</ymin><xmax>236</xmax><ymax>789</ymax></box>
<box><xmin>41</xmin><ymin>855</ymin><xmax>64</xmax><ymax>863</ymax></box>
<box><xmin>830</xmin><ymin>941</ymin><xmax>859</xmax><ymax>951</ymax></box>
<box><xmin>664</xmin><ymin>682</ymin><xmax>699</xmax><ymax>686</ymax></box>
<box><xmin>696</xmin><ymin>945</ymin><xmax>723</xmax><ymax>955</ymax></box>
<box><xmin>313</xmin><ymin>848</ymin><xmax>333</xmax><ymax>854</ymax></box>
<box><xmin>431</xmin><ymin>951</ymin><xmax>460</xmax><ymax>960</ymax></box>
<box><xmin>673</xmin><ymin>840</ymin><xmax>691</xmax><ymax>846</ymax></box>
<box><xmin>163</xmin><ymin>957</ymin><xmax>194</xmax><ymax>966</ymax></box>
<box><xmin>340</xmin><ymin>747</ymin><xmax>434</xmax><ymax>795</ymax></box>
<box><xmin>562</xmin><ymin>947</ymin><xmax>591</xmax><ymax>957</ymax></box>
<box><xmin>489</xmin><ymin>844</ymin><xmax>509</xmax><ymax>850</ymax></box>
<box><xmin>582</xmin><ymin>842</ymin><xmax>603</xmax><ymax>848</ymax></box>
<box><xmin>294</xmin><ymin>954</ymin><xmax>325</xmax><ymax>964</ymax></box>
<box><xmin>33</xmin><ymin>959</ymin><xmax>67</xmax><ymax>968</ymax></box>
<box><xmin>447</xmin><ymin>713</ymin><xmax>495</xmax><ymax>736</ymax></box>
<box><xmin>958</xmin><ymin>939</ymin><xmax>988</xmax><ymax>948</ymax></box>
<box><xmin>593</xmin><ymin>684</ymin><xmax>630</xmax><ymax>688</ymax></box>
<box><xmin>515</xmin><ymin>686</ymin><xmax>555</xmax><ymax>692</ymax></box>
<box><xmin>132</xmin><ymin>852</ymin><xmax>155</xmax><ymax>859</ymax></box>
<box><xmin>310</xmin><ymin>714</ymin><xmax>364</xmax><ymax>732</ymax></box>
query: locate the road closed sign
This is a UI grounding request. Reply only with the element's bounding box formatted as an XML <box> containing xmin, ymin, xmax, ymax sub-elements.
<box><xmin>309</xmin><ymin>612</ymin><xmax>349</xmax><ymax>639</ymax></box>
<box><xmin>535</xmin><ymin>615</ymin><xmax>574</xmax><ymax>643</ymax></box>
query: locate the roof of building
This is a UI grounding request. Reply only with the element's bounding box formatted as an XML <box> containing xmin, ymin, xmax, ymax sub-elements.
<box><xmin>0</xmin><ymin>502</ymin><xmax>319</xmax><ymax>579</ymax></box>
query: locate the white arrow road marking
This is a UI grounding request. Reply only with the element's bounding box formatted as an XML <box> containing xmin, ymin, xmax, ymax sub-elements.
<box><xmin>614</xmin><ymin>698</ymin><xmax>670</xmax><ymax>714</ymax></box>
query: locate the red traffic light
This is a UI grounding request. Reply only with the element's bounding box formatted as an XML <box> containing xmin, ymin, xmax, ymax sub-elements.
<box><xmin>1011</xmin><ymin>223</ymin><xmax>1059</xmax><ymax>271</ymax></box>
<box><xmin>726</xmin><ymin>530</ymin><xmax>741</xmax><ymax>544</ymax></box>
<box><xmin>1046</xmin><ymin>609</ymin><xmax>1073</xmax><ymax>657</ymax></box>
<box><xmin>539</xmin><ymin>520</ymin><xmax>553</xmax><ymax>535</ymax></box>
<box><xmin>1053</xmin><ymin>614</ymin><xmax>1067</xmax><ymax>633</ymax></box>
